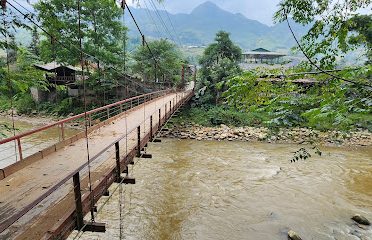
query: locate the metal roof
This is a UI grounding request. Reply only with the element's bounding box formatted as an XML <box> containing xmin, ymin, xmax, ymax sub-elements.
<box><xmin>34</xmin><ymin>61</ymin><xmax>81</xmax><ymax>72</ymax></box>
<box><xmin>242</xmin><ymin>51</ymin><xmax>286</xmax><ymax>57</ymax></box>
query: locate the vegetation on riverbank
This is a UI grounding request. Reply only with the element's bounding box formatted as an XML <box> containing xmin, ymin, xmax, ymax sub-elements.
<box><xmin>187</xmin><ymin>65</ymin><xmax>372</xmax><ymax>132</ymax></box>
<box><xmin>0</xmin><ymin>0</ymin><xmax>187</xmax><ymax>120</ymax></box>
<box><xmin>186</xmin><ymin>0</ymin><xmax>372</xmax><ymax>135</ymax></box>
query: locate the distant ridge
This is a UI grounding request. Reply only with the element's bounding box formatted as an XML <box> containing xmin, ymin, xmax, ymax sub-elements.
<box><xmin>125</xmin><ymin>1</ymin><xmax>310</xmax><ymax>51</ymax></box>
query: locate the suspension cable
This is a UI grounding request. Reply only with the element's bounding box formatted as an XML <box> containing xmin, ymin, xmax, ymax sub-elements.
<box><xmin>147</xmin><ymin>0</ymin><xmax>176</xmax><ymax>43</ymax></box>
<box><xmin>2</xmin><ymin>5</ymin><xmax>18</xmax><ymax>162</ymax></box>
<box><xmin>7</xmin><ymin>0</ymin><xmax>156</xmax><ymax>90</ymax></box>
<box><xmin>160</xmin><ymin>1</ymin><xmax>182</xmax><ymax>46</ymax></box>
<box><xmin>77</xmin><ymin>0</ymin><xmax>95</xmax><ymax>223</ymax></box>
<box><xmin>119</xmin><ymin>2</ymin><xmax>126</xmax><ymax>239</ymax></box>
<box><xmin>141</xmin><ymin>0</ymin><xmax>162</xmax><ymax>38</ymax></box>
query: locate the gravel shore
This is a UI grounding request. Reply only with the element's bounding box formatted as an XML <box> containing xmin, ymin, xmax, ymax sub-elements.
<box><xmin>160</xmin><ymin>123</ymin><xmax>372</xmax><ymax>147</ymax></box>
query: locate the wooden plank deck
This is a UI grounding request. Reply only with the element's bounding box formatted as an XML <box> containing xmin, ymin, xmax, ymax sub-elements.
<box><xmin>0</xmin><ymin>91</ymin><xmax>189</xmax><ymax>239</ymax></box>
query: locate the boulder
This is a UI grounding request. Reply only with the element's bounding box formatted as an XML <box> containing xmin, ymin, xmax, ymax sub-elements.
<box><xmin>288</xmin><ymin>230</ymin><xmax>302</xmax><ymax>240</ymax></box>
<box><xmin>352</xmin><ymin>214</ymin><xmax>370</xmax><ymax>226</ymax></box>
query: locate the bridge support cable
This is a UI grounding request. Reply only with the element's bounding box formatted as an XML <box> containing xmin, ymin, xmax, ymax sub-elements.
<box><xmin>6</xmin><ymin>0</ymin><xmax>161</xmax><ymax>96</ymax></box>
<box><xmin>77</xmin><ymin>91</ymin><xmax>191</xmax><ymax>239</ymax></box>
<box><xmin>141</xmin><ymin>0</ymin><xmax>163</xmax><ymax>38</ymax></box>
<box><xmin>160</xmin><ymin>1</ymin><xmax>183</xmax><ymax>46</ymax></box>
<box><xmin>76</xmin><ymin>0</ymin><xmax>105</xmax><ymax>234</ymax></box>
<box><xmin>285</xmin><ymin>15</ymin><xmax>372</xmax><ymax>88</ymax></box>
<box><xmin>147</xmin><ymin>0</ymin><xmax>176</xmax><ymax>44</ymax></box>
<box><xmin>1</xmin><ymin>5</ymin><xmax>18</xmax><ymax>163</ymax></box>
<box><xmin>125</xmin><ymin>2</ymin><xmax>169</xmax><ymax>87</ymax></box>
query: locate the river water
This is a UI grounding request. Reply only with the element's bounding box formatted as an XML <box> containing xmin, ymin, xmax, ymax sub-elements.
<box><xmin>68</xmin><ymin>139</ymin><xmax>372</xmax><ymax>240</ymax></box>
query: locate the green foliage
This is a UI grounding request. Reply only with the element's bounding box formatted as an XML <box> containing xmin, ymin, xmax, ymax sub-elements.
<box><xmin>197</xmin><ymin>31</ymin><xmax>242</xmax><ymax>105</ymax></box>
<box><xmin>0</xmin><ymin>7</ymin><xmax>31</xmax><ymax>51</ymax></box>
<box><xmin>0</xmin><ymin>47</ymin><xmax>48</xmax><ymax>98</ymax></box>
<box><xmin>274</xmin><ymin>0</ymin><xmax>372</xmax><ymax>66</ymax></box>
<box><xmin>51</xmin><ymin>97</ymin><xmax>76</xmax><ymax>115</ymax></box>
<box><xmin>35</xmin><ymin>0</ymin><xmax>126</xmax><ymax>67</ymax></box>
<box><xmin>291</xmin><ymin>146</ymin><xmax>322</xmax><ymax>163</ymax></box>
<box><xmin>29</xmin><ymin>26</ymin><xmax>40</xmax><ymax>57</ymax></box>
<box><xmin>14</xmin><ymin>94</ymin><xmax>36</xmax><ymax>114</ymax></box>
<box><xmin>222</xmin><ymin>66</ymin><xmax>372</xmax><ymax>131</ymax></box>
<box><xmin>132</xmin><ymin>39</ymin><xmax>183</xmax><ymax>84</ymax></box>
<box><xmin>177</xmin><ymin>106</ymin><xmax>269</xmax><ymax>127</ymax></box>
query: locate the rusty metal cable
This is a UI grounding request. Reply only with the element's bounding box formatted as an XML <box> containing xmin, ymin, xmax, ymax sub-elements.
<box><xmin>77</xmin><ymin>0</ymin><xmax>95</xmax><ymax>224</ymax></box>
<box><xmin>119</xmin><ymin>2</ymin><xmax>126</xmax><ymax>239</ymax></box>
<box><xmin>285</xmin><ymin>15</ymin><xmax>372</xmax><ymax>89</ymax></box>
<box><xmin>2</xmin><ymin>6</ymin><xmax>18</xmax><ymax>163</ymax></box>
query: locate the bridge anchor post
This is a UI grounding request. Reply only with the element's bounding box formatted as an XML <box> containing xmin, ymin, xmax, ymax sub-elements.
<box><xmin>140</xmin><ymin>153</ymin><xmax>152</xmax><ymax>158</ymax></box>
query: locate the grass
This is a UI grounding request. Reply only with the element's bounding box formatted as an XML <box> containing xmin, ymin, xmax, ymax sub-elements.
<box><xmin>174</xmin><ymin>105</ymin><xmax>269</xmax><ymax>127</ymax></box>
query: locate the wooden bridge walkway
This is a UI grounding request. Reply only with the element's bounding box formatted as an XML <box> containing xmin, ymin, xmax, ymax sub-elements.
<box><xmin>0</xmin><ymin>89</ymin><xmax>193</xmax><ymax>239</ymax></box>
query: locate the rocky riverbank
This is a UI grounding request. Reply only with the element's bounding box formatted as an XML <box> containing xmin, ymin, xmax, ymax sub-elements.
<box><xmin>159</xmin><ymin>123</ymin><xmax>372</xmax><ymax>147</ymax></box>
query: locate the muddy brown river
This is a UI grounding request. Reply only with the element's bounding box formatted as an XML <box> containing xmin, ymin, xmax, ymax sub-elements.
<box><xmin>67</xmin><ymin>139</ymin><xmax>371</xmax><ymax>240</ymax></box>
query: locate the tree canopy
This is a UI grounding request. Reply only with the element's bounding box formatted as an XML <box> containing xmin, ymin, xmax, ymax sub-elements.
<box><xmin>274</xmin><ymin>0</ymin><xmax>372</xmax><ymax>67</ymax></box>
<box><xmin>132</xmin><ymin>39</ymin><xmax>183</xmax><ymax>85</ymax></box>
<box><xmin>197</xmin><ymin>31</ymin><xmax>242</xmax><ymax>105</ymax></box>
<box><xmin>35</xmin><ymin>0</ymin><xmax>126</xmax><ymax>68</ymax></box>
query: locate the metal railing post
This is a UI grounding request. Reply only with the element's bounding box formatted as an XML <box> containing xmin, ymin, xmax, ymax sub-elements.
<box><xmin>115</xmin><ymin>142</ymin><xmax>121</xmax><ymax>181</ymax></box>
<box><xmin>150</xmin><ymin>116</ymin><xmax>153</xmax><ymax>141</ymax></box>
<box><xmin>137</xmin><ymin>126</ymin><xmax>141</xmax><ymax>157</ymax></box>
<box><xmin>16</xmin><ymin>139</ymin><xmax>23</xmax><ymax>161</ymax></box>
<box><xmin>73</xmin><ymin>172</ymin><xmax>84</xmax><ymax>230</ymax></box>
<box><xmin>169</xmin><ymin>101</ymin><xmax>172</xmax><ymax>117</ymax></box>
<box><xmin>158</xmin><ymin>109</ymin><xmax>161</xmax><ymax>130</ymax></box>
<box><xmin>60</xmin><ymin>123</ymin><xmax>65</xmax><ymax>140</ymax></box>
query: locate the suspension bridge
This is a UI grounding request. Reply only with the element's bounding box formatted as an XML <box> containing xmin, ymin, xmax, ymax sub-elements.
<box><xmin>0</xmin><ymin>87</ymin><xmax>194</xmax><ymax>239</ymax></box>
<box><xmin>0</xmin><ymin>0</ymin><xmax>196</xmax><ymax>238</ymax></box>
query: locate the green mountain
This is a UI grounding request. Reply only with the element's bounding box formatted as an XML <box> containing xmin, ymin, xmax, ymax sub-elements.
<box><xmin>126</xmin><ymin>1</ymin><xmax>310</xmax><ymax>51</ymax></box>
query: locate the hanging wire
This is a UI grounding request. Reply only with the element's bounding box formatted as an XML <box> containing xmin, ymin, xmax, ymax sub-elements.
<box><xmin>77</xmin><ymin>0</ymin><xmax>95</xmax><ymax>224</ymax></box>
<box><xmin>2</xmin><ymin>4</ymin><xmax>18</xmax><ymax>162</ymax></box>
<box><xmin>141</xmin><ymin>0</ymin><xmax>163</xmax><ymax>38</ymax></box>
<box><xmin>119</xmin><ymin>2</ymin><xmax>126</xmax><ymax>238</ymax></box>
<box><xmin>160</xmin><ymin>1</ymin><xmax>182</xmax><ymax>46</ymax></box>
<box><xmin>7</xmin><ymin>0</ymin><xmax>164</xmax><ymax>93</ymax></box>
<box><xmin>147</xmin><ymin>0</ymin><xmax>176</xmax><ymax>44</ymax></box>
<box><xmin>285</xmin><ymin>15</ymin><xmax>372</xmax><ymax>88</ymax></box>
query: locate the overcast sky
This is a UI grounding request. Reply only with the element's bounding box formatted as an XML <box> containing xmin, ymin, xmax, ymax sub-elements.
<box><xmin>128</xmin><ymin>0</ymin><xmax>282</xmax><ymax>26</ymax></box>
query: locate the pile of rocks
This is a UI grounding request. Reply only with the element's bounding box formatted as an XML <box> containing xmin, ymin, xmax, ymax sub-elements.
<box><xmin>160</xmin><ymin>123</ymin><xmax>372</xmax><ymax>147</ymax></box>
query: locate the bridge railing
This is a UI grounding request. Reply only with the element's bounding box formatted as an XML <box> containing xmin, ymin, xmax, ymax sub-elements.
<box><xmin>44</xmin><ymin>89</ymin><xmax>194</xmax><ymax>239</ymax></box>
<box><xmin>0</xmin><ymin>89</ymin><xmax>194</xmax><ymax>236</ymax></box>
<box><xmin>0</xmin><ymin>89</ymin><xmax>171</xmax><ymax>169</ymax></box>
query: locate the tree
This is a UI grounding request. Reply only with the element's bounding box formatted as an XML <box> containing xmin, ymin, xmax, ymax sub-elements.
<box><xmin>1</xmin><ymin>5</ymin><xmax>30</xmax><ymax>51</ymax></box>
<box><xmin>198</xmin><ymin>31</ymin><xmax>242</xmax><ymax>105</ymax></box>
<box><xmin>0</xmin><ymin>47</ymin><xmax>47</xmax><ymax>98</ymax></box>
<box><xmin>35</xmin><ymin>0</ymin><xmax>128</xmax><ymax>105</ymax></box>
<box><xmin>82</xmin><ymin>0</ymin><xmax>126</xmax><ymax>69</ymax></box>
<box><xmin>35</xmin><ymin>0</ymin><xmax>81</xmax><ymax>65</ymax></box>
<box><xmin>274</xmin><ymin>0</ymin><xmax>372</xmax><ymax>67</ymax></box>
<box><xmin>7</xmin><ymin>36</ymin><xmax>17</xmax><ymax>64</ymax></box>
<box><xmin>29</xmin><ymin>26</ymin><xmax>40</xmax><ymax>57</ymax></box>
<box><xmin>132</xmin><ymin>39</ymin><xmax>183</xmax><ymax>85</ymax></box>
<box><xmin>35</xmin><ymin>0</ymin><xmax>126</xmax><ymax>67</ymax></box>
